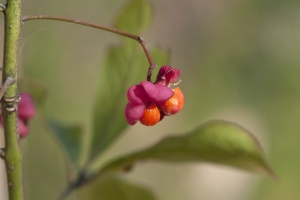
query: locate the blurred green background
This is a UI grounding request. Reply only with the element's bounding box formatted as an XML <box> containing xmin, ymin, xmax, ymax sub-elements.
<box><xmin>1</xmin><ymin>0</ymin><xmax>300</xmax><ymax>199</ymax></box>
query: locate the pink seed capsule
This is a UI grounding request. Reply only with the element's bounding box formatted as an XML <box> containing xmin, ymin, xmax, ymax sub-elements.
<box><xmin>18</xmin><ymin>118</ymin><xmax>29</xmax><ymax>138</ymax></box>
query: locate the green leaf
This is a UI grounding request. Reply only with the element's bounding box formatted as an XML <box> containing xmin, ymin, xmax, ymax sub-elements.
<box><xmin>47</xmin><ymin>119</ymin><xmax>82</xmax><ymax>167</ymax></box>
<box><xmin>79</xmin><ymin>174</ymin><xmax>156</xmax><ymax>200</ymax></box>
<box><xmin>90</xmin><ymin>0</ymin><xmax>168</xmax><ymax>157</ymax></box>
<box><xmin>150</xmin><ymin>47</ymin><xmax>170</xmax><ymax>69</ymax></box>
<box><xmin>20</xmin><ymin>78</ymin><xmax>83</xmax><ymax>167</ymax></box>
<box><xmin>115</xmin><ymin>0</ymin><xmax>152</xmax><ymax>35</ymax></box>
<box><xmin>91</xmin><ymin>45</ymin><xmax>135</xmax><ymax>157</ymax></box>
<box><xmin>114</xmin><ymin>0</ymin><xmax>153</xmax><ymax>60</ymax></box>
<box><xmin>99</xmin><ymin>120</ymin><xmax>276</xmax><ymax>179</ymax></box>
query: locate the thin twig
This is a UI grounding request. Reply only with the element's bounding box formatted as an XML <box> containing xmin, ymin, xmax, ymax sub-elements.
<box><xmin>21</xmin><ymin>15</ymin><xmax>157</xmax><ymax>80</ymax></box>
<box><xmin>0</xmin><ymin>77</ymin><xmax>14</xmax><ymax>101</ymax></box>
<box><xmin>0</xmin><ymin>148</ymin><xmax>5</xmax><ymax>160</ymax></box>
<box><xmin>56</xmin><ymin>185</ymin><xmax>74</xmax><ymax>200</ymax></box>
<box><xmin>0</xmin><ymin>3</ymin><xmax>6</xmax><ymax>12</ymax></box>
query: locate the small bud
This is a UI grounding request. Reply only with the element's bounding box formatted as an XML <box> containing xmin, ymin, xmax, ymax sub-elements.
<box><xmin>155</xmin><ymin>65</ymin><xmax>182</xmax><ymax>86</ymax></box>
<box><xmin>18</xmin><ymin>93</ymin><xmax>35</xmax><ymax>120</ymax></box>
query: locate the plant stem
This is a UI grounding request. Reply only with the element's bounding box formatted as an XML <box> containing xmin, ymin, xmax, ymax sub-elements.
<box><xmin>2</xmin><ymin>0</ymin><xmax>23</xmax><ymax>199</ymax></box>
<box><xmin>21</xmin><ymin>15</ymin><xmax>157</xmax><ymax>81</ymax></box>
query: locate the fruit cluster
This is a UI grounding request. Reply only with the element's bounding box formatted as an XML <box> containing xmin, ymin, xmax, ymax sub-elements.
<box><xmin>125</xmin><ymin>65</ymin><xmax>184</xmax><ymax>126</ymax></box>
<box><xmin>0</xmin><ymin>93</ymin><xmax>35</xmax><ymax>138</ymax></box>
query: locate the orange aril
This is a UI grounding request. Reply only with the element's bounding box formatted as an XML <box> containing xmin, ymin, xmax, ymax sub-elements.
<box><xmin>140</xmin><ymin>103</ymin><xmax>161</xmax><ymax>126</ymax></box>
<box><xmin>159</xmin><ymin>87</ymin><xmax>184</xmax><ymax>115</ymax></box>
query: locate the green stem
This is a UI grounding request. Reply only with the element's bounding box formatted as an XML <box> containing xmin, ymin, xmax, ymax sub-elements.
<box><xmin>2</xmin><ymin>0</ymin><xmax>23</xmax><ymax>200</ymax></box>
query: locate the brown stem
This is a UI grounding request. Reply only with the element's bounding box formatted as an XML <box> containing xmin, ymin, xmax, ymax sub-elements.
<box><xmin>55</xmin><ymin>185</ymin><xmax>74</xmax><ymax>200</ymax></box>
<box><xmin>0</xmin><ymin>3</ymin><xmax>6</xmax><ymax>12</ymax></box>
<box><xmin>21</xmin><ymin>15</ymin><xmax>157</xmax><ymax>81</ymax></box>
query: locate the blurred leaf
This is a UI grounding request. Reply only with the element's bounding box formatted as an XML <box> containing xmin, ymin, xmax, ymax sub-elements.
<box><xmin>48</xmin><ymin>119</ymin><xmax>82</xmax><ymax>167</ymax></box>
<box><xmin>115</xmin><ymin>0</ymin><xmax>153</xmax><ymax>59</ymax></box>
<box><xmin>90</xmin><ymin>0</ymin><xmax>166</xmax><ymax>158</ymax></box>
<box><xmin>150</xmin><ymin>47</ymin><xmax>170</xmax><ymax>70</ymax></box>
<box><xmin>115</xmin><ymin>0</ymin><xmax>152</xmax><ymax>35</ymax></box>
<box><xmin>91</xmin><ymin>45</ymin><xmax>134</xmax><ymax>158</ymax></box>
<box><xmin>99</xmin><ymin>120</ymin><xmax>276</xmax><ymax>179</ymax></box>
<box><xmin>79</xmin><ymin>174</ymin><xmax>156</xmax><ymax>200</ymax></box>
<box><xmin>19</xmin><ymin>78</ymin><xmax>48</xmax><ymax>110</ymax></box>
<box><xmin>20</xmin><ymin>78</ymin><xmax>82</xmax><ymax>167</ymax></box>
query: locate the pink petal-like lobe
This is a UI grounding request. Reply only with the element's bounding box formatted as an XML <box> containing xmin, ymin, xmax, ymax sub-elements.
<box><xmin>140</xmin><ymin>81</ymin><xmax>174</xmax><ymax>103</ymax></box>
<box><xmin>127</xmin><ymin>85</ymin><xmax>148</xmax><ymax>105</ymax></box>
<box><xmin>170</xmin><ymin>68</ymin><xmax>182</xmax><ymax>83</ymax></box>
<box><xmin>125</xmin><ymin>102</ymin><xmax>146</xmax><ymax>125</ymax></box>
<box><xmin>153</xmin><ymin>84</ymin><xmax>174</xmax><ymax>102</ymax></box>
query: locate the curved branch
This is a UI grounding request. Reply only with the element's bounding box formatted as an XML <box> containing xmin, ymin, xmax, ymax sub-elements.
<box><xmin>21</xmin><ymin>15</ymin><xmax>156</xmax><ymax>81</ymax></box>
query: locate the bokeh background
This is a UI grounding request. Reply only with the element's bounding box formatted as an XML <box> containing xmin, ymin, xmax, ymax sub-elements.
<box><xmin>1</xmin><ymin>0</ymin><xmax>300</xmax><ymax>199</ymax></box>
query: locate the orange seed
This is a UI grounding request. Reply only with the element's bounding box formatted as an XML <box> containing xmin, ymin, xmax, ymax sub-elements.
<box><xmin>140</xmin><ymin>103</ymin><xmax>161</xmax><ymax>126</ymax></box>
<box><xmin>159</xmin><ymin>87</ymin><xmax>184</xmax><ymax>115</ymax></box>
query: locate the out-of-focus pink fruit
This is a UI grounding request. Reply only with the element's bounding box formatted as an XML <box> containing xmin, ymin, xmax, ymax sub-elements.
<box><xmin>18</xmin><ymin>93</ymin><xmax>35</xmax><ymax>120</ymax></box>
<box><xmin>18</xmin><ymin>119</ymin><xmax>29</xmax><ymax>138</ymax></box>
